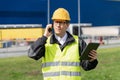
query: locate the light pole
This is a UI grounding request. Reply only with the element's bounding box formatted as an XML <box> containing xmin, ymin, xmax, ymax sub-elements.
<box><xmin>47</xmin><ymin>0</ymin><xmax>50</xmax><ymax>24</ymax></box>
<box><xmin>78</xmin><ymin>0</ymin><xmax>81</xmax><ymax>37</ymax></box>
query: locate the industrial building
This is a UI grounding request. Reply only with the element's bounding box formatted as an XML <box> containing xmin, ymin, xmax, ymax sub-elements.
<box><xmin>0</xmin><ymin>0</ymin><xmax>120</xmax><ymax>47</ymax></box>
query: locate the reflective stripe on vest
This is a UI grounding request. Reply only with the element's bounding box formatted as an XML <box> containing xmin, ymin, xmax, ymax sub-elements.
<box><xmin>42</xmin><ymin>62</ymin><xmax>80</xmax><ymax>68</ymax></box>
<box><xmin>43</xmin><ymin>71</ymin><xmax>81</xmax><ymax>77</ymax></box>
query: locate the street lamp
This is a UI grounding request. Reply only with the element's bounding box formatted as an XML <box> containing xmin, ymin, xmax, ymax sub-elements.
<box><xmin>47</xmin><ymin>0</ymin><xmax>50</xmax><ymax>24</ymax></box>
<box><xmin>78</xmin><ymin>0</ymin><xmax>81</xmax><ymax>37</ymax></box>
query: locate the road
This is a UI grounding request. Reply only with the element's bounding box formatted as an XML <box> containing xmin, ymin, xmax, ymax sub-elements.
<box><xmin>99</xmin><ymin>43</ymin><xmax>120</xmax><ymax>49</ymax></box>
<box><xmin>0</xmin><ymin>44</ymin><xmax>120</xmax><ymax>58</ymax></box>
<box><xmin>0</xmin><ymin>46</ymin><xmax>28</xmax><ymax>58</ymax></box>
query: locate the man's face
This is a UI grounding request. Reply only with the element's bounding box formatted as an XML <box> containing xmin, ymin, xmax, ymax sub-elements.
<box><xmin>53</xmin><ymin>20</ymin><xmax>69</xmax><ymax>37</ymax></box>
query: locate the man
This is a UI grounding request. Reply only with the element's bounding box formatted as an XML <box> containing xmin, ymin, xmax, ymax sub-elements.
<box><xmin>28</xmin><ymin>8</ymin><xmax>98</xmax><ymax>80</ymax></box>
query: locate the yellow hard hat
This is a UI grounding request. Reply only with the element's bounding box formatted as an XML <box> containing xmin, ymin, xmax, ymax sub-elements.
<box><xmin>52</xmin><ymin>8</ymin><xmax>71</xmax><ymax>21</ymax></box>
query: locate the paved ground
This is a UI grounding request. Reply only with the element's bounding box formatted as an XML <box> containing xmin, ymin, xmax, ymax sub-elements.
<box><xmin>0</xmin><ymin>44</ymin><xmax>120</xmax><ymax>58</ymax></box>
<box><xmin>0</xmin><ymin>51</ymin><xmax>27</xmax><ymax>58</ymax></box>
<box><xmin>0</xmin><ymin>46</ymin><xmax>28</xmax><ymax>58</ymax></box>
<box><xmin>99</xmin><ymin>43</ymin><xmax>120</xmax><ymax>49</ymax></box>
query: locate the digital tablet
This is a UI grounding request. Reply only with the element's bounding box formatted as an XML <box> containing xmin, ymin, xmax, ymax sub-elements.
<box><xmin>81</xmin><ymin>43</ymin><xmax>100</xmax><ymax>60</ymax></box>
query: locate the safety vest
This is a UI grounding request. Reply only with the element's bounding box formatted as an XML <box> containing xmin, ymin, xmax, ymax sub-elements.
<box><xmin>42</xmin><ymin>35</ymin><xmax>81</xmax><ymax>80</ymax></box>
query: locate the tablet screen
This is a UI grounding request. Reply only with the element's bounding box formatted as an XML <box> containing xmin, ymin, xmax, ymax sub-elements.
<box><xmin>81</xmin><ymin>43</ymin><xmax>100</xmax><ymax>60</ymax></box>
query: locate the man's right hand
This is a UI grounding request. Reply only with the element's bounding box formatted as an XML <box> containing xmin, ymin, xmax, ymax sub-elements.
<box><xmin>43</xmin><ymin>24</ymin><xmax>53</xmax><ymax>38</ymax></box>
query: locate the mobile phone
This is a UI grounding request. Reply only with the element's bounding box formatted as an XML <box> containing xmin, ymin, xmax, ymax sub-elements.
<box><xmin>48</xmin><ymin>24</ymin><xmax>53</xmax><ymax>32</ymax></box>
<box><xmin>48</xmin><ymin>28</ymin><xmax>52</xmax><ymax>32</ymax></box>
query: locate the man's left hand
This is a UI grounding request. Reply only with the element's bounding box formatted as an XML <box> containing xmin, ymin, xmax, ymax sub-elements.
<box><xmin>88</xmin><ymin>50</ymin><xmax>97</xmax><ymax>62</ymax></box>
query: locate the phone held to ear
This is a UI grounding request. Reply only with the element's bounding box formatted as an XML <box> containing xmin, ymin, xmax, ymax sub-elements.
<box><xmin>48</xmin><ymin>24</ymin><xmax>53</xmax><ymax>32</ymax></box>
<box><xmin>48</xmin><ymin>28</ymin><xmax>52</xmax><ymax>32</ymax></box>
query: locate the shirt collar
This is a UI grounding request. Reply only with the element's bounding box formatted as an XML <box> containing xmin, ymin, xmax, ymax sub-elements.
<box><xmin>50</xmin><ymin>31</ymin><xmax>75</xmax><ymax>45</ymax></box>
<box><xmin>54</xmin><ymin>32</ymin><xmax>68</xmax><ymax>45</ymax></box>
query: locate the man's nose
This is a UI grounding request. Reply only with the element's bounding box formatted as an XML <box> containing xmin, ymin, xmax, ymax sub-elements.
<box><xmin>56</xmin><ymin>23</ymin><xmax>61</xmax><ymax>26</ymax></box>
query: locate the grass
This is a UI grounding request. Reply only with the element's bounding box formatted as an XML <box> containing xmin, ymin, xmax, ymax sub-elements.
<box><xmin>81</xmin><ymin>47</ymin><xmax>120</xmax><ymax>80</ymax></box>
<box><xmin>0</xmin><ymin>47</ymin><xmax>120</xmax><ymax>80</ymax></box>
<box><xmin>0</xmin><ymin>56</ymin><xmax>43</xmax><ymax>80</ymax></box>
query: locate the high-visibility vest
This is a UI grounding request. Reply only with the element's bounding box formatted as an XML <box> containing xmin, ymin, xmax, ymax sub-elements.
<box><xmin>42</xmin><ymin>35</ymin><xmax>81</xmax><ymax>80</ymax></box>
